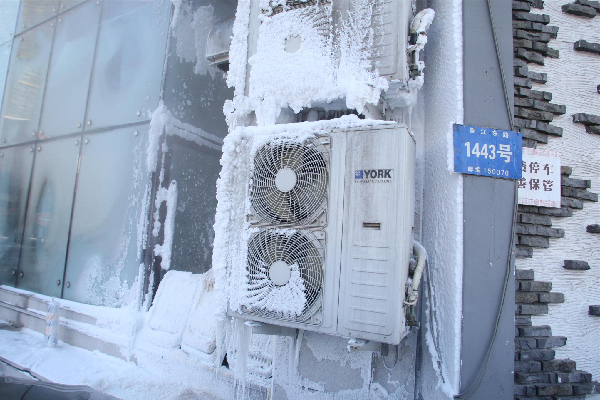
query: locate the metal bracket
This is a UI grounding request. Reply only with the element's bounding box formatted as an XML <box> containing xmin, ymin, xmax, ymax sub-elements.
<box><xmin>347</xmin><ymin>338</ymin><xmax>381</xmax><ymax>352</ymax></box>
<box><xmin>245</xmin><ymin>321</ymin><xmax>297</xmax><ymax>337</ymax></box>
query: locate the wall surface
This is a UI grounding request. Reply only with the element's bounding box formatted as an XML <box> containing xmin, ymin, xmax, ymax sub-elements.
<box><xmin>460</xmin><ymin>0</ymin><xmax>516</xmax><ymax>398</ymax></box>
<box><xmin>517</xmin><ymin>0</ymin><xmax>600</xmax><ymax>384</ymax></box>
<box><xmin>416</xmin><ymin>0</ymin><xmax>464</xmax><ymax>398</ymax></box>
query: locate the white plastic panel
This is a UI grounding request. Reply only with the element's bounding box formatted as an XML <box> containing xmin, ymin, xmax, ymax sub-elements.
<box><xmin>338</xmin><ymin>125</ymin><xmax>415</xmax><ymax>344</ymax></box>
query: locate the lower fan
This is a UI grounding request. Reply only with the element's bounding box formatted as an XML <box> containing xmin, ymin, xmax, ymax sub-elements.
<box><xmin>242</xmin><ymin>229</ymin><xmax>324</xmax><ymax>323</ymax></box>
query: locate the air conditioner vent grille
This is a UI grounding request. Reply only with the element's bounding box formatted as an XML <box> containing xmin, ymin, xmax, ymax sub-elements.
<box><xmin>244</xmin><ymin>230</ymin><xmax>324</xmax><ymax>322</ymax></box>
<box><xmin>250</xmin><ymin>139</ymin><xmax>329</xmax><ymax>226</ymax></box>
<box><xmin>267</xmin><ymin>0</ymin><xmax>332</xmax><ymax>16</ymax></box>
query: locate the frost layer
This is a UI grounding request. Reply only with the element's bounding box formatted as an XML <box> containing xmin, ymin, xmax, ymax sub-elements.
<box><xmin>226</xmin><ymin>0</ymin><xmax>389</xmax><ymax>126</ymax></box>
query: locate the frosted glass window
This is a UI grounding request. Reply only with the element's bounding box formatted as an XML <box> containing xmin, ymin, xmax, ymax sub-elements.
<box><xmin>0</xmin><ymin>42</ymin><xmax>11</xmax><ymax>115</ymax></box>
<box><xmin>0</xmin><ymin>0</ymin><xmax>19</xmax><ymax>45</ymax></box>
<box><xmin>63</xmin><ymin>126</ymin><xmax>149</xmax><ymax>306</ymax></box>
<box><xmin>161</xmin><ymin>0</ymin><xmax>235</xmax><ymax>135</ymax></box>
<box><xmin>16</xmin><ymin>0</ymin><xmax>59</xmax><ymax>35</ymax></box>
<box><xmin>0</xmin><ymin>20</ymin><xmax>54</xmax><ymax>146</ymax></box>
<box><xmin>167</xmin><ymin>139</ymin><xmax>221</xmax><ymax>274</ymax></box>
<box><xmin>39</xmin><ymin>1</ymin><xmax>100</xmax><ymax>138</ymax></box>
<box><xmin>18</xmin><ymin>137</ymin><xmax>79</xmax><ymax>297</ymax></box>
<box><xmin>85</xmin><ymin>0</ymin><xmax>171</xmax><ymax>130</ymax></box>
<box><xmin>58</xmin><ymin>0</ymin><xmax>87</xmax><ymax>14</ymax></box>
<box><xmin>0</xmin><ymin>145</ymin><xmax>34</xmax><ymax>287</ymax></box>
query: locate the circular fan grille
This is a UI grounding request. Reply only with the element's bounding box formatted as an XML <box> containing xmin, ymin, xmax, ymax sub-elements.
<box><xmin>244</xmin><ymin>230</ymin><xmax>324</xmax><ymax>322</ymax></box>
<box><xmin>250</xmin><ymin>139</ymin><xmax>328</xmax><ymax>226</ymax></box>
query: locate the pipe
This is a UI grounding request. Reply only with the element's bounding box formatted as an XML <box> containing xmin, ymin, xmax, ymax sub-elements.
<box><xmin>405</xmin><ymin>240</ymin><xmax>427</xmax><ymax>305</ymax></box>
<box><xmin>364</xmin><ymin>103</ymin><xmax>383</xmax><ymax>120</ymax></box>
<box><xmin>411</xmin><ymin>240</ymin><xmax>427</xmax><ymax>295</ymax></box>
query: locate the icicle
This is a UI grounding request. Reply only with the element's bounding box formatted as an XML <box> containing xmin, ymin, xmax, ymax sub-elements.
<box><xmin>233</xmin><ymin>317</ymin><xmax>252</xmax><ymax>399</ymax></box>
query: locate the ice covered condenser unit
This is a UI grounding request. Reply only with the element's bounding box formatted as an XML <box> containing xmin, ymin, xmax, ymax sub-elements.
<box><xmin>227</xmin><ymin>122</ymin><xmax>415</xmax><ymax>345</ymax></box>
<box><xmin>242</xmin><ymin>0</ymin><xmax>413</xmax><ymax>100</ymax></box>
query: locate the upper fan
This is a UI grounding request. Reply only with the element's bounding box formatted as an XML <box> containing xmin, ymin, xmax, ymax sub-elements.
<box><xmin>243</xmin><ymin>229</ymin><xmax>324</xmax><ymax>322</ymax></box>
<box><xmin>250</xmin><ymin>138</ymin><xmax>329</xmax><ymax>226</ymax></box>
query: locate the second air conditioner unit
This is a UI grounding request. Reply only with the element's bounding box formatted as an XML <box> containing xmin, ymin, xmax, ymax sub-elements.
<box><xmin>234</xmin><ymin>0</ymin><xmax>413</xmax><ymax>123</ymax></box>
<box><xmin>225</xmin><ymin>120</ymin><xmax>415</xmax><ymax>345</ymax></box>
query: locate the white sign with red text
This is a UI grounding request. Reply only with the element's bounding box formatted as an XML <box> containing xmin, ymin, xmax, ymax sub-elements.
<box><xmin>518</xmin><ymin>147</ymin><xmax>561</xmax><ymax>208</ymax></box>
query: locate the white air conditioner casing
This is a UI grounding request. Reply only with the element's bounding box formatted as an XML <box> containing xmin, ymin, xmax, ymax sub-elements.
<box><xmin>226</xmin><ymin>121</ymin><xmax>415</xmax><ymax>345</ymax></box>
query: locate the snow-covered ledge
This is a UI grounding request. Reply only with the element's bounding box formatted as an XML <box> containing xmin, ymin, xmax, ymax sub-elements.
<box><xmin>0</xmin><ymin>272</ymin><xmax>271</xmax><ymax>400</ymax></box>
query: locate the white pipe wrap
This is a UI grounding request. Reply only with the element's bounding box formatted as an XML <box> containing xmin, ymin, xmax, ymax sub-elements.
<box><xmin>411</xmin><ymin>240</ymin><xmax>427</xmax><ymax>297</ymax></box>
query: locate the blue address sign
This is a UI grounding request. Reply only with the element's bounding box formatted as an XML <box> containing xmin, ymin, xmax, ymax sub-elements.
<box><xmin>453</xmin><ymin>124</ymin><xmax>523</xmax><ymax>180</ymax></box>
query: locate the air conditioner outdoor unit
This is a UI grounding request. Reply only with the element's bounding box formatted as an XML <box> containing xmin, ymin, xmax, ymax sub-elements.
<box><xmin>226</xmin><ymin>121</ymin><xmax>415</xmax><ymax>345</ymax></box>
<box><xmin>237</xmin><ymin>0</ymin><xmax>413</xmax><ymax>122</ymax></box>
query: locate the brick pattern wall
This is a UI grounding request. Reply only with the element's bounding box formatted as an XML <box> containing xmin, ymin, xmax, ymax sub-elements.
<box><xmin>515</xmin><ymin>269</ymin><xmax>595</xmax><ymax>399</ymax></box>
<box><xmin>516</xmin><ymin>166</ymin><xmax>598</xmax><ymax>258</ymax></box>
<box><xmin>512</xmin><ymin>1</ymin><xmax>598</xmax><ymax>398</ymax></box>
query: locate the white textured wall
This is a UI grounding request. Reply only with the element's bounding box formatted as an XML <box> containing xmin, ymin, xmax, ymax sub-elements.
<box><xmin>418</xmin><ymin>0</ymin><xmax>464</xmax><ymax>397</ymax></box>
<box><xmin>518</xmin><ymin>0</ymin><xmax>600</xmax><ymax>384</ymax></box>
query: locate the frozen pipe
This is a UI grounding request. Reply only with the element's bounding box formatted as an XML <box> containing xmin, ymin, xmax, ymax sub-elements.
<box><xmin>364</xmin><ymin>103</ymin><xmax>383</xmax><ymax>120</ymax></box>
<box><xmin>405</xmin><ymin>240</ymin><xmax>427</xmax><ymax>305</ymax></box>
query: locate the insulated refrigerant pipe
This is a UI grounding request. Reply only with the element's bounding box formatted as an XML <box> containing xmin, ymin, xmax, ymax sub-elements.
<box><xmin>405</xmin><ymin>240</ymin><xmax>427</xmax><ymax>305</ymax></box>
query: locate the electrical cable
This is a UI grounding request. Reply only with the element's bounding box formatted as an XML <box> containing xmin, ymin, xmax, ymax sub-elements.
<box><xmin>453</xmin><ymin>1</ymin><xmax>517</xmax><ymax>398</ymax></box>
<box><xmin>382</xmin><ymin>343</ymin><xmax>399</xmax><ymax>370</ymax></box>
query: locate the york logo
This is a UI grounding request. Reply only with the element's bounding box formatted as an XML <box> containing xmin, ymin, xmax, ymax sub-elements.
<box><xmin>355</xmin><ymin>169</ymin><xmax>392</xmax><ymax>179</ymax></box>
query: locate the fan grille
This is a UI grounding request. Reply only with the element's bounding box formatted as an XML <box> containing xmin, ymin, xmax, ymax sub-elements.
<box><xmin>244</xmin><ymin>230</ymin><xmax>324</xmax><ymax>322</ymax></box>
<box><xmin>267</xmin><ymin>0</ymin><xmax>332</xmax><ymax>16</ymax></box>
<box><xmin>250</xmin><ymin>139</ymin><xmax>329</xmax><ymax>226</ymax></box>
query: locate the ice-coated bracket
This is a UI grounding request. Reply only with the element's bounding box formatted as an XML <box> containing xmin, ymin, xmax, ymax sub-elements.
<box><xmin>347</xmin><ymin>338</ymin><xmax>381</xmax><ymax>352</ymax></box>
<box><xmin>245</xmin><ymin>321</ymin><xmax>297</xmax><ymax>337</ymax></box>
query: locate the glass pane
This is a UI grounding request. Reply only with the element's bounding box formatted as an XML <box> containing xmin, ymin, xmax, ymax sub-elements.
<box><xmin>0</xmin><ymin>42</ymin><xmax>11</xmax><ymax>114</ymax></box>
<box><xmin>168</xmin><ymin>140</ymin><xmax>221</xmax><ymax>274</ymax></box>
<box><xmin>16</xmin><ymin>0</ymin><xmax>59</xmax><ymax>35</ymax></box>
<box><xmin>0</xmin><ymin>0</ymin><xmax>19</xmax><ymax>45</ymax></box>
<box><xmin>18</xmin><ymin>137</ymin><xmax>79</xmax><ymax>297</ymax></box>
<box><xmin>0</xmin><ymin>20</ymin><xmax>55</xmax><ymax>146</ymax></box>
<box><xmin>85</xmin><ymin>0</ymin><xmax>171</xmax><ymax>130</ymax></box>
<box><xmin>162</xmin><ymin>0</ymin><xmax>234</xmax><ymax>137</ymax></box>
<box><xmin>58</xmin><ymin>0</ymin><xmax>87</xmax><ymax>14</ymax></box>
<box><xmin>0</xmin><ymin>144</ymin><xmax>34</xmax><ymax>287</ymax></box>
<box><xmin>63</xmin><ymin>126</ymin><xmax>149</xmax><ymax>306</ymax></box>
<box><xmin>39</xmin><ymin>1</ymin><xmax>100</xmax><ymax>139</ymax></box>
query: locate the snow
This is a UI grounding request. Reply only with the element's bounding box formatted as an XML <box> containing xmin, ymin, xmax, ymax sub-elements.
<box><xmin>170</xmin><ymin>1</ymin><xmax>196</xmax><ymax>64</ymax></box>
<box><xmin>153</xmin><ymin>180</ymin><xmax>178</xmax><ymax>271</ymax></box>
<box><xmin>144</xmin><ymin>271</ymin><xmax>203</xmax><ymax>346</ymax></box>
<box><xmin>170</xmin><ymin>1</ymin><xmax>220</xmax><ymax>78</ymax></box>
<box><xmin>242</xmin><ymin>261</ymin><xmax>307</xmax><ymax>319</ymax></box>
<box><xmin>225</xmin><ymin>0</ymin><xmax>389</xmax><ymax>126</ymax></box>
<box><xmin>0</xmin><ymin>328</ymin><xmax>218</xmax><ymax>400</ymax></box>
<box><xmin>417</xmin><ymin>0</ymin><xmax>464</xmax><ymax>398</ymax></box>
<box><xmin>147</xmin><ymin>101</ymin><xmax>222</xmax><ymax>173</ymax></box>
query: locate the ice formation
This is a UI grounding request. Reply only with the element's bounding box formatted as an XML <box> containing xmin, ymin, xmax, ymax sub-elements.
<box><xmin>153</xmin><ymin>180</ymin><xmax>178</xmax><ymax>271</ymax></box>
<box><xmin>170</xmin><ymin>1</ymin><xmax>219</xmax><ymax>78</ymax></box>
<box><xmin>225</xmin><ymin>0</ymin><xmax>389</xmax><ymax>126</ymax></box>
<box><xmin>243</xmin><ymin>261</ymin><xmax>307</xmax><ymax>319</ymax></box>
